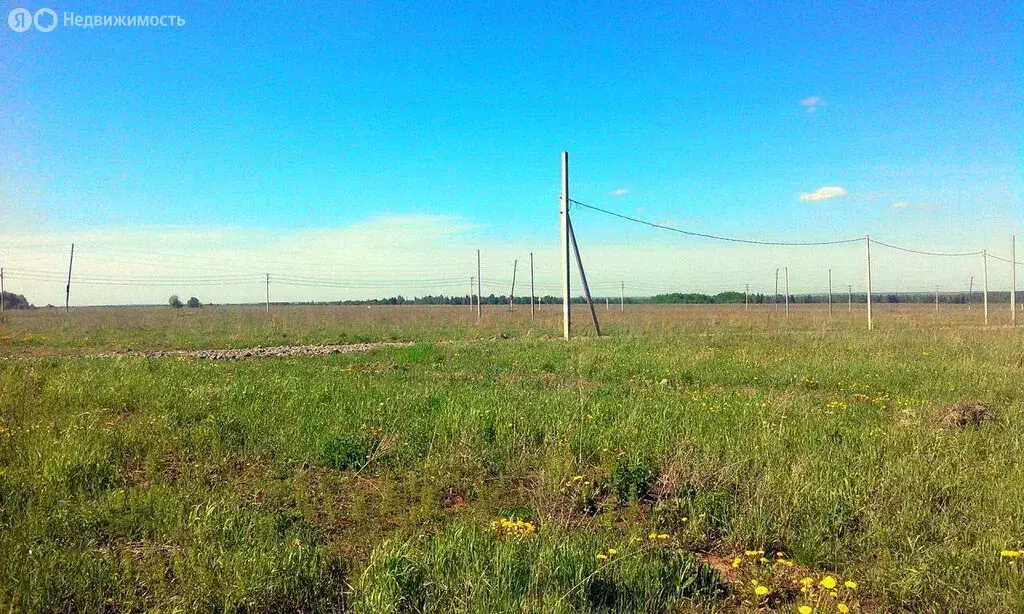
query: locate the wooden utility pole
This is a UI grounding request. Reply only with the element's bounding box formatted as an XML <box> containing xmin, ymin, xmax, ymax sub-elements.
<box><xmin>265</xmin><ymin>274</ymin><xmax>270</xmax><ymax>313</ymax></box>
<box><xmin>968</xmin><ymin>276</ymin><xmax>973</xmax><ymax>310</ymax></box>
<box><xmin>567</xmin><ymin>216</ymin><xmax>601</xmax><ymax>336</ymax></box>
<box><xmin>476</xmin><ymin>249</ymin><xmax>482</xmax><ymax>321</ymax></box>
<box><xmin>620</xmin><ymin>281</ymin><xmax>624</xmax><ymax>312</ymax></box>
<box><xmin>1012</xmin><ymin>235</ymin><xmax>1017</xmax><ymax>325</ymax></box>
<box><xmin>848</xmin><ymin>284</ymin><xmax>853</xmax><ymax>311</ymax></box>
<box><xmin>784</xmin><ymin>267</ymin><xmax>790</xmax><ymax>317</ymax></box>
<box><xmin>744</xmin><ymin>283</ymin><xmax>749</xmax><ymax>310</ymax></box>
<box><xmin>934</xmin><ymin>286</ymin><xmax>939</xmax><ymax>312</ymax></box>
<box><xmin>561</xmin><ymin>151</ymin><xmax>571</xmax><ymax>339</ymax></box>
<box><xmin>65</xmin><ymin>243</ymin><xmax>74</xmax><ymax>313</ymax></box>
<box><xmin>509</xmin><ymin>260</ymin><xmax>517</xmax><ymax>312</ymax></box>
<box><xmin>865</xmin><ymin>235</ymin><xmax>874</xmax><ymax>331</ymax></box>
<box><xmin>828</xmin><ymin>268</ymin><xmax>833</xmax><ymax>317</ymax></box>
<box><xmin>0</xmin><ymin>267</ymin><xmax>4</xmax><ymax>313</ymax></box>
<box><xmin>529</xmin><ymin>253</ymin><xmax>535</xmax><ymax>320</ymax></box>
<box><xmin>983</xmin><ymin>251</ymin><xmax>989</xmax><ymax>325</ymax></box>
<box><xmin>774</xmin><ymin>269</ymin><xmax>779</xmax><ymax>310</ymax></box>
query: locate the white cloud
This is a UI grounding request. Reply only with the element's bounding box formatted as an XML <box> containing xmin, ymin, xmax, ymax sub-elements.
<box><xmin>892</xmin><ymin>201</ymin><xmax>911</xmax><ymax>209</ymax></box>
<box><xmin>799</xmin><ymin>96</ymin><xmax>827</xmax><ymax>112</ymax></box>
<box><xmin>609</xmin><ymin>188</ymin><xmax>629</xmax><ymax>197</ymax></box>
<box><xmin>799</xmin><ymin>186</ymin><xmax>849</xmax><ymax>202</ymax></box>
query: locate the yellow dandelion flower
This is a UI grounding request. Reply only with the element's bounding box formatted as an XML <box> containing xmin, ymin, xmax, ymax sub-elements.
<box><xmin>799</xmin><ymin>607</ymin><xmax>813</xmax><ymax>614</ymax></box>
<box><xmin>820</xmin><ymin>575</ymin><xmax>838</xmax><ymax>590</ymax></box>
<box><xmin>731</xmin><ymin>557</ymin><xmax>741</xmax><ymax>568</ymax></box>
<box><xmin>596</xmin><ymin>553</ymin><xmax>608</xmax><ymax>560</ymax></box>
<box><xmin>800</xmin><ymin>577</ymin><xmax>814</xmax><ymax>587</ymax></box>
<box><xmin>759</xmin><ymin>557</ymin><xmax>769</xmax><ymax>563</ymax></box>
<box><xmin>754</xmin><ymin>584</ymin><xmax>770</xmax><ymax>596</ymax></box>
<box><xmin>1001</xmin><ymin>550</ymin><xmax>1022</xmax><ymax>558</ymax></box>
<box><xmin>607</xmin><ymin>548</ymin><xmax>618</xmax><ymax>555</ymax></box>
<box><xmin>844</xmin><ymin>580</ymin><xmax>857</xmax><ymax>589</ymax></box>
<box><xmin>657</xmin><ymin>533</ymin><xmax>670</xmax><ymax>540</ymax></box>
<box><xmin>837</xmin><ymin>604</ymin><xmax>850</xmax><ymax>614</ymax></box>
<box><xmin>649</xmin><ymin>532</ymin><xmax>658</xmax><ymax>540</ymax></box>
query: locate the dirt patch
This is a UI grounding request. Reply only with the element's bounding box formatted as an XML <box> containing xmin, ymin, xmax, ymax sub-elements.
<box><xmin>75</xmin><ymin>341</ymin><xmax>416</xmax><ymax>361</ymax></box>
<box><xmin>939</xmin><ymin>401</ymin><xmax>991</xmax><ymax>429</ymax></box>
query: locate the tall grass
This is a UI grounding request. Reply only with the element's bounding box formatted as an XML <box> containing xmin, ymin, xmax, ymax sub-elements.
<box><xmin>0</xmin><ymin>305</ymin><xmax>1022</xmax><ymax>611</ymax></box>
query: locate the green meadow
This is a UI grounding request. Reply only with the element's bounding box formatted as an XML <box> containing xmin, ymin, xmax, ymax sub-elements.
<box><xmin>1</xmin><ymin>304</ymin><xmax>1022</xmax><ymax>612</ymax></box>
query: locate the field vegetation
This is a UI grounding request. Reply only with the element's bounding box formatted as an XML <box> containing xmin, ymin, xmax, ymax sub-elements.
<box><xmin>0</xmin><ymin>304</ymin><xmax>1022</xmax><ymax>612</ymax></box>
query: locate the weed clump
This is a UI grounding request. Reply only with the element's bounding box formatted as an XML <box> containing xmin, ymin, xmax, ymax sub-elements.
<box><xmin>939</xmin><ymin>401</ymin><xmax>991</xmax><ymax>429</ymax></box>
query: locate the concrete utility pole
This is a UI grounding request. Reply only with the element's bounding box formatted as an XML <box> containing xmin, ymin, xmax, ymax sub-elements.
<box><xmin>266</xmin><ymin>274</ymin><xmax>270</xmax><ymax>313</ymax></box>
<box><xmin>509</xmin><ymin>260</ymin><xmax>517</xmax><ymax>312</ymax></box>
<box><xmin>828</xmin><ymin>269</ymin><xmax>833</xmax><ymax>317</ymax></box>
<box><xmin>865</xmin><ymin>234</ymin><xmax>874</xmax><ymax>331</ymax></box>
<box><xmin>567</xmin><ymin>216</ymin><xmax>601</xmax><ymax>336</ymax></box>
<box><xmin>848</xmin><ymin>284</ymin><xmax>853</xmax><ymax>311</ymax></box>
<box><xmin>477</xmin><ymin>250</ymin><xmax>482</xmax><ymax>321</ymax></box>
<box><xmin>65</xmin><ymin>243</ymin><xmax>74</xmax><ymax>313</ymax></box>
<box><xmin>935</xmin><ymin>285</ymin><xmax>939</xmax><ymax>312</ymax></box>
<box><xmin>784</xmin><ymin>267</ymin><xmax>790</xmax><ymax>317</ymax></box>
<box><xmin>561</xmin><ymin>151</ymin><xmax>571</xmax><ymax>339</ymax></box>
<box><xmin>0</xmin><ymin>267</ymin><xmax>4</xmax><ymax>313</ymax></box>
<box><xmin>620</xmin><ymin>281</ymin><xmax>624</xmax><ymax>312</ymax></box>
<box><xmin>983</xmin><ymin>251</ymin><xmax>989</xmax><ymax>325</ymax></box>
<box><xmin>744</xmin><ymin>283</ymin><xmax>749</xmax><ymax>310</ymax></box>
<box><xmin>968</xmin><ymin>276</ymin><xmax>973</xmax><ymax>310</ymax></box>
<box><xmin>469</xmin><ymin>277</ymin><xmax>474</xmax><ymax>312</ymax></box>
<box><xmin>774</xmin><ymin>269</ymin><xmax>779</xmax><ymax>310</ymax></box>
<box><xmin>1009</xmin><ymin>236</ymin><xmax>1018</xmax><ymax>318</ymax></box>
<box><xmin>530</xmin><ymin>253</ymin><xmax>535</xmax><ymax>320</ymax></box>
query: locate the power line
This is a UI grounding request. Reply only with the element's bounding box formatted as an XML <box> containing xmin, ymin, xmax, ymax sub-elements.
<box><xmin>569</xmin><ymin>198</ymin><xmax>865</xmax><ymax>246</ymax></box>
<box><xmin>870</xmin><ymin>240</ymin><xmax>983</xmax><ymax>258</ymax></box>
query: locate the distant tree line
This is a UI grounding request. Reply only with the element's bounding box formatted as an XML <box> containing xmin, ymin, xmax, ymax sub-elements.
<box><xmin>0</xmin><ymin>291</ymin><xmax>33</xmax><ymax>309</ymax></box>
<box><xmin>168</xmin><ymin>295</ymin><xmax>202</xmax><ymax>308</ymax></box>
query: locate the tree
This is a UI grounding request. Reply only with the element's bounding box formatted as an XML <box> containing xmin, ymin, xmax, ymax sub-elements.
<box><xmin>187</xmin><ymin>297</ymin><xmax>201</xmax><ymax>308</ymax></box>
<box><xmin>0</xmin><ymin>291</ymin><xmax>33</xmax><ymax>309</ymax></box>
<box><xmin>168</xmin><ymin>295</ymin><xmax>183</xmax><ymax>308</ymax></box>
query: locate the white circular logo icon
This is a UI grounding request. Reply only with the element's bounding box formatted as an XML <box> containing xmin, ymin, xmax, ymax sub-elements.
<box><xmin>8</xmin><ymin>8</ymin><xmax>32</xmax><ymax>32</ymax></box>
<box><xmin>33</xmin><ymin>8</ymin><xmax>57</xmax><ymax>32</ymax></box>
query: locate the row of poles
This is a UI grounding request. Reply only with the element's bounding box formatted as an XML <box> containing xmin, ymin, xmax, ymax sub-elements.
<box><xmin>557</xmin><ymin>151</ymin><xmax>1020</xmax><ymax>339</ymax></box>
<box><xmin>4</xmin><ymin>154</ymin><xmax>1018</xmax><ymax>330</ymax></box>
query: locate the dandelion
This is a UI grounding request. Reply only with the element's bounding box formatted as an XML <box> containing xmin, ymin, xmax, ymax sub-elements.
<box><xmin>596</xmin><ymin>553</ymin><xmax>608</xmax><ymax>560</ymax></box>
<box><xmin>844</xmin><ymin>580</ymin><xmax>857</xmax><ymax>589</ymax></box>
<box><xmin>800</xmin><ymin>577</ymin><xmax>814</xmax><ymax>587</ymax></box>
<box><xmin>820</xmin><ymin>575</ymin><xmax>838</xmax><ymax>589</ymax></box>
<box><xmin>753</xmin><ymin>584</ymin><xmax>770</xmax><ymax>596</ymax></box>
<box><xmin>731</xmin><ymin>557</ymin><xmax>741</xmax><ymax>568</ymax></box>
<box><xmin>657</xmin><ymin>533</ymin><xmax>670</xmax><ymax>540</ymax></box>
<box><xmin>837</xmin><ymin>604</ymin><xmax>850</xmax><ymax>614</ymax></box>
<box><xmin>607</xmin><ymin>548</ymin><xmax>617</xmax><ymax>555</ymax></box>
<box><xmin>649</xmin><ymin>532</ymin><xmax>658</xmax><ymax>540</ymax></box>
<box><xmin>1001</xmin><ymin>549</ymin><xmax>1022</xmax><ymax>558</ymax></box>
<box><xmin>799</xmin><ymin>607</ymin><xmax>813</xmax><ymax>614</ymax></box>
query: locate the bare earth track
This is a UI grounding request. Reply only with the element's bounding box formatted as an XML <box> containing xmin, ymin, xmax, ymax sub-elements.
<box><xmin>3</xmin><ymin>341</ymin><xmax>417</xmax><ymax>361</ymax></box>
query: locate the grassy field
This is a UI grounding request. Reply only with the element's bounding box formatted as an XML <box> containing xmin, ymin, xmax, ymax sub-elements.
<box><xmin>1</xmin><ymin>304</ymin><xmax>1023</xmax><ymax>612</ymax></box>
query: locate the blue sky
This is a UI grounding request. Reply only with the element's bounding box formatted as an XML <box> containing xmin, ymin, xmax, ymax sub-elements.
<box><xmin>1</xmin><ymin>1</ymin><xmax>1021</xmax><ymax>304</ymax></box>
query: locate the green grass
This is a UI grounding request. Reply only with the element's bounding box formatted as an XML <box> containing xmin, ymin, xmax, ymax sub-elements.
<box><xmin>0</xmin><ymin>306</ymin><xmax>1022</xmax><ymax>611</ymax></box>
